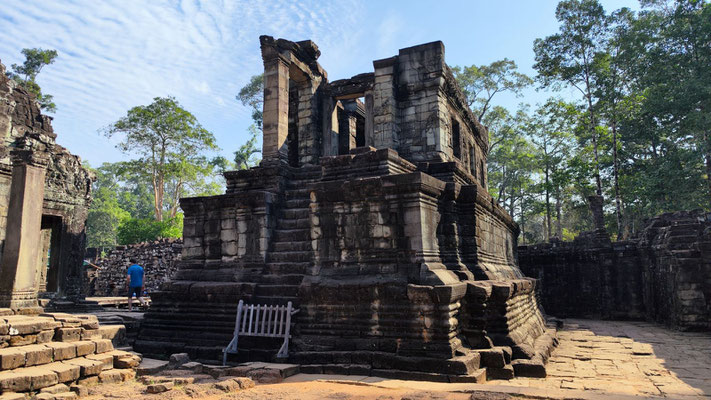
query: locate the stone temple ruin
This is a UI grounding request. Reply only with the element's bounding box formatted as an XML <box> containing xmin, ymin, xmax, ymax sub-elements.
<box><xmin>136</xmin><ymin>36</ymin><xmax>556</xmax><ymax>381</ymax></box>
<box><xmin>0</xmin><ymin>61</ymin><xmax>94</xmax><ymax>311</ymax></box>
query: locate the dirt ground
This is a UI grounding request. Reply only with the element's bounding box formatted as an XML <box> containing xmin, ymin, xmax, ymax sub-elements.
<box><xmin>83</xmin><ymin>319</ymin><xmax>711</xmax><ymax>400</ymax></box>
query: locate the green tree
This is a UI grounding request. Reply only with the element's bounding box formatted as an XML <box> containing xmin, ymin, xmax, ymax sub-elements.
<box><xmin>6</xmin><ymin>48</ymin><xmax>58</xmax><ymax>112</ymax></box>
<box><xmin>116</xmin><ymin>215</ymin><xmax>183</xmax><ymax>245</ymax></box>
<box><xmin>104</xmin><ymin>97</ymin><xmax>218</xmax><ymax>221</ymax></box>
<box><xmin>452</xmin><ymin>60</ymin><xmax>533</xmax><ymax>125</ymax></box>
<box><xmin>528</xmin><ymin>99</ymin><xmax>576</xmax><ymax>240</ymax></box>
<box><xmin>533</xmin><ymin>0</ymin><xmax>609</xmax><ymax>200</ymax></box>
<box><xmin>233</xmin><ymin>125</ymin><xmax>261</xmax><ymax>169</ymax></box>
<box><xmin>237</xmin><ymin>74</ymin><xmax>264</xmax><ymax>128</ymax></box>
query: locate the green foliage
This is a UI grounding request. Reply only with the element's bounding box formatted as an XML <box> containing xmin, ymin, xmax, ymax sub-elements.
<box><xmin>234</xmin><ymin>125</ymin><xmax>261</xmax><ymax>169</ymax></box>
<box><xmin>453</xmin><ymin>0</ymin><xmax>710</xmax><ymax>243</ymax></box>
<box><xmin>103</xmin><ymin>96</ymin><xmax>219</xmax><ymax>221</ymax></box>
<box><xmin>116</xmin><ymin>214</ymin><xmax>183</xmax><ymax>245</ymax></box>
<box><xmin>452</xmin><ymin>60</ymin><xmax>532</xmax><ymax>122</ymax></box>
<box><xmin>237</xmin><ymin>74</ymin><xmax>264</xmax><ymax>127</ymax></box>
<box><xmin>6</xmin><ymin>48</ymin><xmax>58</xmax><ymax>112</ymax></box>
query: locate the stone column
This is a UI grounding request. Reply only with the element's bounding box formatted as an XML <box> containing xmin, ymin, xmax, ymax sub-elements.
<box><xmin>364</xmin><ymin>91</ymin><xmax>374</xmax><ymax>147</ymax></box>
<box><xmin>588</xmin><ymin>195</ymin><xmax>605</xmax><ymax>232</ymax></box>
<box><xmin>0</xmin><ymin>150</ymin><xmax>49</xmax><ymax>309</ymax></box>
<box><xmin>372</xmin><ymin>57</ymin><xmax>399</xmax><ymax>151</ymax></box>
<box><xmin>261</xmin><ymin>55</ymin><xmax>290</xmax><ymax>165</ymax></box>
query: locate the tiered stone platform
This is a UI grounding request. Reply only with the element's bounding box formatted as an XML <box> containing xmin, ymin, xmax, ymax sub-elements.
<box><xmin>0</xmin><ymin>311</ymin><xmax>140</xmax><ymax>398</ymax></box>
<box><xmin>136</xmin><ymin>36</ymin><xmax>556</xmax><ymax>381</ymax></box>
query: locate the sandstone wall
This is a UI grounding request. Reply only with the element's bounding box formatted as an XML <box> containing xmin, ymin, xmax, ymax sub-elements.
<box><xmin>519</xmin><ymin>211</ymin><xmax>711</xmax><ymax>331</ymax></box>
<box><xmin>0</xmin><ymin>59</ymin><xmax>93</xmax><ymax>302</ymax></box>
<box><xmin>91</xmin><ymin>239</ymin><xmax>182</xmax><ymax>296</ymax></box>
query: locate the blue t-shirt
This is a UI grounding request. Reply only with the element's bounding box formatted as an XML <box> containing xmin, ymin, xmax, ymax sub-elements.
<box><xmin>127</xmin><ymin>264</ymin><xmax>144</xmax><ymax>287</ymax></box>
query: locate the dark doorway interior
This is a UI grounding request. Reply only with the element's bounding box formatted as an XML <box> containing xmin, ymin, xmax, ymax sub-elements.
<box><xmin>40</xmin><ymin>215</ymin><xmax>62</xmax><ymax>294</ymax></box>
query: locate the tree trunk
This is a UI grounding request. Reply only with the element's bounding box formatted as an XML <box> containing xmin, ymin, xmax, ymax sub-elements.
<box><xmin>545</xmin><ymin>165</ymin><xmax>551</xmax><ymax>241</ymax></box>
<box><xmin>555</xmin><ymin>187</ymin><xmax>562</xmax><ymax>239</ymax></box>
<box><xmin>706</xmin><ymin>149</ymin><xmax>711</xmax><ymax>210</ymax></box>
<box><xmin>612</xmin><ymin>121</ymin><xmax>624</xmax><ymax>240</ymax></box>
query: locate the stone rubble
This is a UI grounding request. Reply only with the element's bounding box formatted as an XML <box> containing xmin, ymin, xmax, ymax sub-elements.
<box><xmin>90</xmin><ymin>239</ymin><xmax>182</xmax><ymax>297</ymax></box>
<box><xmin>0</xmin><ymin>312</ymin><xmax>139</xmax><ymax>397</ymax></box>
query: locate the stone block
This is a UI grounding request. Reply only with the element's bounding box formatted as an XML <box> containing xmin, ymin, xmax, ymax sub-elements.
<box><xmin>63</xmin><ymin>358</ymin><xmax>104</xmax><ymax>377</ymax></box>
<box><xmin>69</xmin><ymin>384</ymin><xmax>87</xmax><ymax>397</ymax></box>
<box><xmin>45</xmin><ymin>342</ymin><xmax>77</xmax><ymax>361</ymax></box>
<box><xmin>80</xmin><ymin>329</ymin><xmax>101</xmax><ymax>341</ymax></box>
<box><xmin>23</xmin><ymin>344</ymin><xmax>52</xmax><ymax>366</ymax></box>
<box><xmin>40</xmin><ymin>383</ymin><xmax>69</xmax><ymax>394</ymax></box>
<box><xmin>98</xmin><ymin>370</ymin><xmax>123</xmax><ymax>384</ymax></box>
<box><xmin>8</xmin><ymin>334</ymin><xmax>36</xmax><ymax>347</ymax></box>
<box><xmin>246</xmin><ymin>368</ymin><xmax>282</xmax><ymax>383</ymax></box>
<box><xmin>36</xmin><ymin>330</ymin><xmax>54</xmax><ymax>344</ymax></box>
<box><xmin>0</xmin><ymin>392</ymin><xmax>26</xmax><ymax>400</ymax></box>
<box><xmin>47</xmin><ymin>362</ymin><xmax>81</xmax><ymax>383</ymax></box>
<box><xmin>76</xmin><ymin>376</ymin><xmax>98</xmax><ymax>386</ymax></box>
<box><xmin>23</xmin><ymin>366</ymin><xmax>59</xmax><ymax>390</ymax></box>
<box><xmin>0</xmin><ymin>370</ymin><xmax>31</xmax><ymax>392</ymax></box>
<box><xmin>118</xmin><ymin>368</ymin><xmax>135</xmax><ymax>381</ymax></box>
<box><xmin>91</xmin><ymin>339</ymin><xmax>113</xmax><ymax>354</ymax></box>
<box><xmin>73</xmin><ymin>341</ymin><xmax>95</xmax><ymax>357</ymax></box>
<box><xmin>0</xmin><ymin>347</ymin><xmax>25</xmax><ymax>370</ymax></box>
<box><xmin>146</xmin><ymin>381</ymin><xmax>173</xmax><ymax>393</ymax></box>
<box><xmin>54</xmin><ymin>328</ymin><xmax>81</xmax><ymax>343</ymax></box>
<box><xmin>86</xmin><ymin>353</ymin><xmax>113</xmax><ymax>370</ymax></box>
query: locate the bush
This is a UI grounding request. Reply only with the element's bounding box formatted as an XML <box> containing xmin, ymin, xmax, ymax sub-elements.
<box><xmin>116</xmin><ymin>214</ymin><xmax>183</xmax><ymax>245</ymax></box>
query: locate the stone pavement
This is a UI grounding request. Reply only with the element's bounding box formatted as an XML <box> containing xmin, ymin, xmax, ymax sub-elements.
<box><xmin>496</xmin><ymin>319</ymin><xmax>711</xmax><ymax>398</ymax></box>
<box><xmin>282</xmin><ymin>319</ymin><xmax>710</xmax><ymax>399</ymax></box>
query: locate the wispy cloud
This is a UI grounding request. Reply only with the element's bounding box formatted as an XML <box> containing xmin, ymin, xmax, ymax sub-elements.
<box><xmin>0</xmin><ymin>0</ymin><xmax>362</xmax><ymax>164</ymax></box>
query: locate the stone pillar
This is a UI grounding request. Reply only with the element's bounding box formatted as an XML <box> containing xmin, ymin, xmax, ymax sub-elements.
<box><xmin>297</xmin><ymin>79</ymin><xmax>320</xmax><ymax>165</ymax></box>
<box><xmin>261</xmin><ymin>56</ymin><xmax>290</xmax><ymax>164</ymax></box>
<box><xmin>372</xmin><ymin>57</ymin><xmax>399</xmax><ymax>151</ymax></box>
<box><xmin>588</xmin><ymin>195</ymin><xmax>605</xmax><ymax>232</ymax></box>
<box><xmin>0</xmin><ymin>150</ymin><xmax>49</xmax><ymax>309</ymax></box>
<box><xmin>364</xmin><ymin>90</ymin><xmax>374</xmax><ymax>147</ymax></box>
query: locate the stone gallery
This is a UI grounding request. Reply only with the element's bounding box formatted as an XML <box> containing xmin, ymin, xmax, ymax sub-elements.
<box><xmin>0</xmin><ymin>60</ymin><xmax>93</xmax><ymax>311</ymax></box>
<box><xmin>136</xmin><ymin>36</ymin><xmax>555</xmax><ymax>381</ymax></box>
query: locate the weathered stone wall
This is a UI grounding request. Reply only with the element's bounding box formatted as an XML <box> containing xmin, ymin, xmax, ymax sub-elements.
<box><xmin>519</xmin><ymin>211</ymin><xmax>711</xmax><ymax>331</ymax></box>
<box><xmin>0</xmin><ymin>59</ymin><xmax>93</xmax><ymax>307</ymax></box>
<box><xmin>91</xmin><ymin>239</ymin><xmax>183</xmax><ymax>296</ymax></box>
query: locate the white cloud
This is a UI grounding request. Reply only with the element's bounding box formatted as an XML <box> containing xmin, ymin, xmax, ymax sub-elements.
<box><xmin>0</xmin><ymin>0</ymin><xmax>363</xmax><ymax>164</ymax></box>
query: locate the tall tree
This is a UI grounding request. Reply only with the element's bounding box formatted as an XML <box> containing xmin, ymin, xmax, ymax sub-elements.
<box><xmin>528</xmin><ymin>99</ymin><xmax>576</xmax><ymax>240</ymax></box>
<box><xmin>452</xmin><ymin>60</ymin><xmax>532</xmax><ymax>126</ymax></box>
<box><xmin>104</xmin><ymin>97</ymin><xmax>218</xmax><ymax>221</ymax></box>
<box><xmin>533</xmin><ymin>0</ymin><xmax>609</xmax><ymax>198</ymax></box>
<box><xmin>6</xmin><ymin>48</ymin><xmax>58</xmax><ymax>112</ymax></box>
<box><xmin>237</xmin><ymin>74</ymin><xmax>264</xmax><ymax>128</ymax></box>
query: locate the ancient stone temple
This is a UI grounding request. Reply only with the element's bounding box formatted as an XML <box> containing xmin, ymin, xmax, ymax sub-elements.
<box><xmin>137</xmin><ymin>36</ymin><xmax>555</xmax><ymax>380</ymax></box>
<box><xmin>0</xmin><ymin>60</ymin><xmax>93</xmax><ymax>311</ymax></box>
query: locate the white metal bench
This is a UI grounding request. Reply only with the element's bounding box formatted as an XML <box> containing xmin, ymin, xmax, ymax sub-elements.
<box><xmin>222</xmin><ymin>300</ymin><xmax>299</xmax><ymax>365</ymax></box>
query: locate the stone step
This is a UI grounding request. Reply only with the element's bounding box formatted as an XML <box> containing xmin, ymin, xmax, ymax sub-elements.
<box><xmin>277</xmin><ymin>218</ymin><xmax>310</xmax><ymax>230</ymax></box>
<box><xmin>257</xmin><ymin>274</ymin><xmax>305</xmax><ymax>286</ymax></box>
<box><xmin>0</xmin><ymin>339</ymin><xmax>114</xmax><ymax>371</ymax></box>
<box><xmin>285</xmin><ymin>188</ymin><xmax>312</xmax><ymax>199</ymax></box>
<box><xmin>273</xmin><ymin>241</ymin><xmax>312</xmax><ymax>252</ymax></box>
<box><xmin>0</xmin><ymin>357</ymin><xmax>110</xmax><ymax>393</ymax></box>
<box><xmin>268</xmin><ymin>251</ymin><xmax>313</xmax><ymax>263</ymax></box>
<box><xmin>282</xmin><ymin>208</ymin><xmax>310</xmax><ymax>220</ymax></box>
<box><xmin>286</xmin><ymin>198</ymin><xmax>310</xmax><ymax>208</ymax></box>
<box><xmin>255</xmin><ymin>285</ymin><xmax>300</xmax><ymax>297</ymax></box>
<box><xmin>252</xmin><ymin>295</ymin><xmax>299</xmax><ymax>306</ymax></box>
<box><xmin>273</xmin><ymin>229</ymin><xmax>310</xmax><ymax>242</ymax></box>
<box><xmin>264</xmin><ymin>262</ymin><xmax>313</xmax><ymax>275</ymax></box>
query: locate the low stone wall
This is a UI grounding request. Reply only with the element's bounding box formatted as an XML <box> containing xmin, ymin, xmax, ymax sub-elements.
<box><xmin>91</xmin><ymin>239</ymin><xmax>182</xmax><ymax>297</ymax></box>
<box><xmin>519</xmin><ymin>211</ymin><xmax>711</xmax><ymax>331</ymax></box>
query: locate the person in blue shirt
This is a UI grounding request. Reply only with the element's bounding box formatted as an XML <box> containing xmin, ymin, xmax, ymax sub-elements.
<box><xmin>126</xmin><ymin>258</ymin><xmax>145</xmax><ymax>311</ymax></box>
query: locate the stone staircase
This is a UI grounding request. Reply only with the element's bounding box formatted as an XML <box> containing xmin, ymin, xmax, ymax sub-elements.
<box><xmin>228</xmin><ymin>167</ymin><xmax>321</xmax><ymax>362</ymax></box>
<box><xmin>0</xmin><ymin>312</ymin><xmax>140</xmax><ymax>398</ymax></box>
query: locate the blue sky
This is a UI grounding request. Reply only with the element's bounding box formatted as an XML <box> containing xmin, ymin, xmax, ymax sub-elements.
<box><xmin>0</xmin><ymin>0</ymin><xmax>638</xmax><ymax>166</ymax></box>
